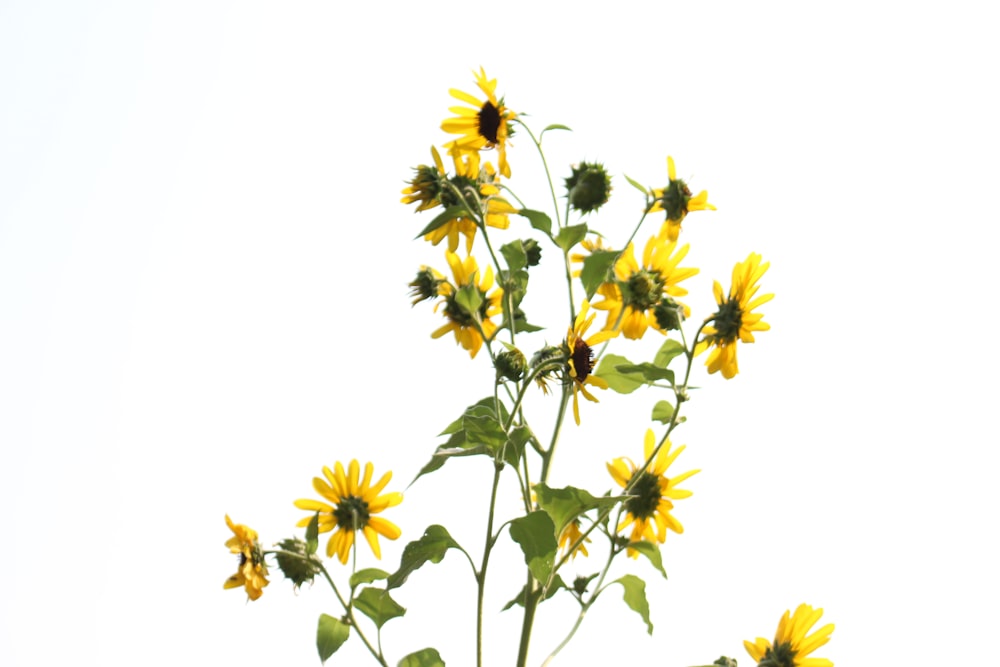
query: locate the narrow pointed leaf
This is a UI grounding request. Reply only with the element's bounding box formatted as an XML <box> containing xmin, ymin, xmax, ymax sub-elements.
<box><xmin>350</xmin><ymin>568</ymin><xmax>390</xmax><ymax>588</ymax></box>
<box><xmin>501</xmin><ymin>575</ymin><xmax>567</xmax><ymax>610</ymax></box>
<box><xmin>541</xmin><ymin>123</ymin><xmax>572</xmax><ymax>136</ymax></box>
<box><xmin>305</xmin><ymin>512</ymin><xmax>320</xmax><ymax>556</ymax></box>
<box><xmin>317</xmin><ymin>614</ymin><xmax>350</xmax><ymax>663</ymax></box>
<box><xmin>625</xmin><ymin>541</ymin><xmax>668</xmax><ymax>580</ymax></box>
<box><xmin>387</xmin><ymin>525</ymin><xmax>462</xmax><ymax>589</ymax></box>
<box><xmin>624</xmin><ymin>173</ymin><xmax>649</xmax><ymax>195</ymax></box>
<box><xmin>616</xmin><ymin>574</ymin><xmax>653</xmax><ymax>634</ymax></box>
<box><xmin>416</xmin><ymin>206</ymin><xmax>468</xmax><ymax>238</ymax></box>
<box><xmin>616</xmin><ymin>362</ymin><xmax>675</xmax><ymax>384</ymax></box>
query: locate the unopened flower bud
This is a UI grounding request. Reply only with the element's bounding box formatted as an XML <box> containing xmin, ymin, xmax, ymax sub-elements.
<box><xmin>523</xmin><ymin>238</ymin><xmax>542</xmax><ymax>267</ymax></box>
<box><xmin>408</xmin><ymin>266</ymin><xmax>445</xmax><ymax>305</ymax></box>
<box><xmin>496</xmin><ymin>347</ymin><xmax>527</xmax><ymax>382</ymax></box>
<box><xmin>653</xmin><ymin>297</ymin><xmax>685</xmax><ymax>331</ymax></box>
<box><xmin>565</xmin><ymin>162</ymin><xmax>612</xmax><ymax>213</ymax></box>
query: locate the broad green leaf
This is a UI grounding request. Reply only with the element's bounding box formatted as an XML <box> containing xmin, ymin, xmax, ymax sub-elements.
<box><xmin>439</xmin><ymin>397</ymin><xmax>501</xmax><ymax>436</ymax></box>
<box><xmin>387</xmin><ymin>525</ymin><xmax>462</xmax><ymax>589</ymax></box>
<box><xmin>454</xmin><ymin>284</ymin><xmax>483</xmax><ymax>320</ymax></box>
<box><xmin>509</xmin><ymin>511</ymin><xmax>558</xmax><ymax>585</ymax></box>
<box><xmin>580</xmin><ymin>249</ymin><xmax>619</xmax><ymax>300</ymax></box>
<box><xmin>501</xmin><ymin>575</ymin><xmax>567</xmax><ymax>610</ymax></box>
<box><xmin>350</xmin><ymin>568</ymin><xmax>390</xmax><ymax>588</ymax></box>
<box><xmin>512</xmin><ymin>319</ymin><xmax>543</xmax><ymax>333</ymax></box>
<box><xmin>616</xmin><ymin>362</ymin><xmax>675</xmax><ymax>385</ymax></box>
<box><xmin>305</xmin><ymin>512</ymin><xmax>320</xmax><ymax>556</ymax></box>
<box><xmin>616</xmin><ymin>574</ymin><xmax>653</xmax><ymax>634</ymax></box>
<box><xmin>653</xmin><ymin>339</ymin><xmax>685</xmax><ymax>368</ymax></box>
<box><xmin>623</xmin><ymin>173</ymin><xmax>649</xmax><ymax>195</ymax></box>
<box><xmin>651</xmin><ymin>400</ymin><xmax>675</xmax><ymax>425</ymax></box>
<box><xmin>463</xmin><ymin>412</ymin><xmax>507</xmax><ymax>452</ymax></box>
<box><xmin>398</xmin><ymin>648</ymin><xmax>446</xmax><ymax>667</ymax></box>
<box><xmin>354</xmin><ymin>587</ymin><xmax>406</xmax><ymax>629</ymax></box>
<box><xmin>533</xmin><ymin>483</ymin><xmax>619</xmax><ymax>538</ymax></box>
<box><xmin>518</xmin><ymin>209</ymin><xmax>552</xmax><ymax>237</ymax></box>
<box><xmin>502</xmin><ymin>425</ymin><xmax>532</xmax><ymax>469</ymax></box>
<box><xmin>555</xmin><ymin>224</ymin><xmax>589</xmax><ymax>252</ymax></box>
<box><xmin>416</xmin><ymin>206</ymin><xmax>468</xmax><ymax>238</ymax></box>
<box><xmin>500</xmin><ymin>240</ymin><xmax>528</xmax><ymax>272</ymax></box>
<box><xmin>317</xmin><ymin>614</ymin><xmax>350</xmax><ymax>663</ymax></box>
<box><xmin>594</xmin><ymin>354</ymin><xmax>644</xmax><ymax>394</ymax></box>
<box><xmin>625</xmin><ymin>541</ymin><xmax>668</xmax><ymax>580</ymax></box>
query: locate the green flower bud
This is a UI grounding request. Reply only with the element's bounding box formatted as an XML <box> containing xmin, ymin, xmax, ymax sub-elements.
<box><xmin>653</xmin><ymin>297</ymin><xmax>685</xmax><ymax>331</ymax></box>
<box><xmin>273</xmin><ymin>537</ymin><xmax>322</xmax><ymax>591</ymax></box>
<box><xmin>713</xmin><ymin>658</ymin><xmax>738</xmax><ymax>667</ymax></box>
<box><xmin>408</xmin><ymin>266</ymin><xmax>445</xmax><ymax>305</ymax></box>
<box><xmin>495</xmin><ymin>347</ymin><xmax>527</xmax><ymax>382</ymax></box>
<box><xmin>522</xmin><ymin>238</ymin><xmax>542</xmax><ymax>267</ymax></box>
<box><xmin>565</xmin><ymin>162</ymin><xmax>612</xmax><ymax>213</ymax></box>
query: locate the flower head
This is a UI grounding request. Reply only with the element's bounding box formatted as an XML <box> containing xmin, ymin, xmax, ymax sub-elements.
<box><xmin>442</xmin><ymin>68</ymin><xmax>516</xmax><ymax>178</ymax></box>
<box><xmin>565</xmin><ymin>161</ymin><xmax>612</xmax><ymax>213</ymax></box>
<box><xmin>695</xmin><ymin>252</ymin><xmax>773</xmax><ymax>379</ymax></box>
<box><xmin>432</xmin><ymin>252</ymin><xmax>503</xmax><ymax>359</ymax></box>
<box><xmin>223</xmin><ymin>515</ymin><xmax>269</xmax><ymax>600</ymax></box>
<box><xmin>649</xmin><ymin>156</ymin><xmax>716</xmax><ymax>242</ymax></box>
<box><xmin>294</xmin><ymin>460</ymin><xmax>403</xmax><ymax>564</ymax></box>
<box><xmin>591</xmin><ymin>235</ymin><xmax>698</xmax><ymax>340</ymax></box>
<box><xmin>744</xmin><ymin>604</ymin><xmax>835</xmax><ymax>667</ymax></box>
<box><xmin>565</xmin><ymin>300</ymin><xmax>617</xmax><ymax>425</ymax></box>
<box><xmin>607</xmin><ymin>430</ymin><xmax>699</xmax><ymax>557</ymax></box>
<box><xmin>408</xmin><ymin>266</ymin><xmax>446</xmax><ymax>305</ymax></box>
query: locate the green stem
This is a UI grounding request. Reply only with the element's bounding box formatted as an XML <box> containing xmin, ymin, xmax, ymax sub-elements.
<box><xmin>476</xmin><ymin>462</ymin><xmax>504</xmax><ymax>667</ymax></box>
<box><xmin>513</xmin><ymin>119</ymin><xmax>562</xmax><ymax>229</ymax></box>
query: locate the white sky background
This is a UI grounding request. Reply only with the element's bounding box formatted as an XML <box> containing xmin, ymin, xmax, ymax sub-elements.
<box><xmin>1</xmin><ymin>1</ymin><xmax>998</xmax><ymax>665</ymax></box>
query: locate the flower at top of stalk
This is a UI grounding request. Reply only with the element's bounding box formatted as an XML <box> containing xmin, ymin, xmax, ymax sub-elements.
<box><xmin>558</xmin><ymin>518</ymin><xmax>591</xmax><ymax>559</ymax></box>
<box><xmin>649</xmin><ymin>156</ymin><xmax>716</xmax><ymax>242</ymax></box>
<box><xmin>441</xmin><ymin>67</ymin><xmax>516</xmax><ymax>178</ymax></box>
<box><xmin>565</xmin><ymin>161</ymin><xmax>612</xmax><ymax>214</ymax></box>
<box><xmin>564</xmin><ymin>300</ymin><xmax>617</xmax><ymax>425</ymax></box>
<box><xmin>744</xmin><ymin>604</ymin><xmax>835</xmax><ymax>667</ymax></box>
<box><xmin>294</xmin><ymin>460</ymin><xmax>403</xmax><ymax>564</ymax></box>
<box><xmin>607</xmin><ymin>429</ymin><xmax>699</xmax><ymax>557</ymax></box>
<box><xmin>432</xmin><ymin>252</ymin><xmax>503</xmax><ymax>359</ymax></box>
<box><xmin>569</xmin><ymin>235</ymin><xmax>614</xmax><ymax>278</ymax></box>
<box><xmin>695</xmin><ymin>252</ymin><xmax>773</xmax><ymax>379</ymax></box>
<box><xmin>401</xmin><ymin>146</ymin><xmax>518</xmax><ymax>253</ymax></box>
<box><xmin>591</xmin><ymin>234</ymin><xmax>699</xmax><ymax>340</ymax></box>
<box><xmin>223</xmin><ymin>515</ymin><xmax>269</xmax><ymax>600</ymax></box>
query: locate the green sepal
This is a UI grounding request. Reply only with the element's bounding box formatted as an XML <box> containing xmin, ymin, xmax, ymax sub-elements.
<box><xmin>625</xmin><ymin>541</ymin><xmax>668</xmax><ymax>580</ymax></box>
<box><xmin>416</xmin><ymin>206</ymin><xmax>469</xmax><ymax>238</ymax></box>
<box><xmin>316</xmin><ymin>613</ymin><xmax>350</xmax><ymax>664</ymax></box>
<box><xmin>387</xmin><ymin>525</ymin><xmax>462</xmax><ymax>589</ymax></box>
<box><xmin>454</xmin><ymin>284</ymin><xmax>483</xmax><ymax>321</ymax></box>
<box><xmin>398</xmin><ymin>648</ymin><xmax>446</xmax><ymax>667</ymax></box>
<box><xmin>349</xmin><ymin>568</ymin><xmax>390</xmax><ymax>588</ymax></box>
<box><xmin>651</xmin><ymin>400</ymin><xmax>675</xmax><ymax>424</ymax></box>
<box><xmin>509</xmin><ymin>511</ymin><xmax>558</xmax><ymax>585</ymax></box>
<box><xmin>615</xmin><ymin>574</ymin><xmax>653</xmax><ymax>634</ymax></box>
<box><xmin>623</xmin><ymin>173</ymin><xmax>649</xmax><ymax>195</ymax></box>
<box><xmin>501</xmin><ymin>574</ymin><xmax>567</xmax><ymax>610</ymax></box>
<box><xmin>533</xmin><ymin>483</ymin><xmax>619</xmax><ymax>538</ymax></box>
<box><xmin>654</xmin><ymin>338</ymin><xmax>685</xmax><ymax>367</ymax></box>
<box><xmin>594</xmin><ymin>354</ymin><xmax>645</xmax><ymax>394</ymax></box>
<box><xmin>500</xmin><ymin>240</ymin><xmax>528</xmax><ymax>272</ymax></box>
<box><xmin>518</xmin><ymin>209</ymin><xmax>552</xmax><ymax>237</ymax></box>
<box><xmin>305</xmin><ymin>512</ymin><xmax>320</xmax><ymax>556</ymax></box>
<box><xmin>555</xmin><ymin>223</ymin><xmax>588</xmax><ymax>252</ymax></box>
<box><xmin>354</xmin><ymin>587</ymin><xmax>406</xmax><ymax>629</ymax></box>
<box><xmin>615</xmin><ymin>362</ymin><xmax>675</xmax><ymax>385</ymax></box>
<box><xmin>580</xmin><ymin>249</ymin><xmax>619</xmax><ymax>300</ymax></box>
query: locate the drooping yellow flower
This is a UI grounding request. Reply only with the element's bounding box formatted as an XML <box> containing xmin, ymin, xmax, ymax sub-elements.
<box><xmin>558</xmin><ymin>518</ymin><xmax>591</xmax><ymax>559</ymax></box>
<box><xmin>649</xmin><ymin>156</ymin><xmax>716</xmax><ymax>242</ymax></box>
<box><xmin>432</xmin><ymin>252</ymin><xmax>503</xmax><ymax>359</ymax></box>
<box><xmin>442</xmin><ymin>67</ymin><xmax>516</xmax><ymax>178</ymax></box>
<box><xmin>565</xmin><ymin>300</ymin><xmax>617</xmax><ymax>425</ymax></box>
<box><xmin>223</xmin><ymin>515</ymin><xmax>269</xmax><ymax>600</ymax></box>
<box><xmin>744</xmin><ymin>604</ymin><xmax>835</xmax><ymax>667</ymax></box>
<box><xmin>607</xmin><ymin>430</ymin><xmax>699</xmax><ymax>557</ymax></box>
<box><xmin>294</xmin><ymin>460</ymin><xmax>403</xmax><ymax>564</ymax></box>
<box><xmin>591</xmin><ymin>235</ymin><xmax>698</xmax><ymax>340</ymax></box>
<box><xmin>695</xmin><ymin>252</ymin><xmax>773</xmax><ymax>379</ymax></box>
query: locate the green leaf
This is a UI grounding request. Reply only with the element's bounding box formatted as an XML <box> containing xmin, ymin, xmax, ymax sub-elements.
<box><xmin>350</xmin><ymin>568</ymin><xmax>390</xmax><ymax>588</ymax></box>
<box><xmin>625</xmin><ymin>541</ymin><xmax>668</xmax><ymax>580</ymax></box>
<box><xmin>317</xmin><ymin>614</ymin><xmax>350</xmax><ymax>663</ymax></box>
<box><xmin>579</xmin><ymin>249</ymin><xmax>619</xmax><ymax>301</ymax></box>
<box><xmin>398</xmin><ymin>648</ymin><xmax>446</xmax><ymax>667</ymax></box>
<box><xmin>540</xmin><ymin>123</ymin><xmax>572</xmax><ymax>136</ymax></box>
<box><xmin>518</xmin><ymin>209</ymin><xmax>552</xmax><ymax>237</ymax></box>
<box><xmin>616</xmin><ymin>362</ymin><xmax>675</xmax><ymax>385</ymax></box>
<box><xmin>501</xmin><ymin>575</ymin><xmax>567</xmax><ymax>611</ymax></box>
<box><xmin>439</xmin><ymin>397</ymin><xmax>499</xmax><ymax>436</ymax></box>
<box><xmin>616</xmin><ymin>574</ymin><xmax>653</xmax><ymax>634</ymax></box>
<box><xmin>416</xmin><ymin>206</ymin><xmax>468</xmax><ymax>238</ymax></box>
<box><xmin>651</xmin><ymin>400</ymin><xmax>675</xmax><ymax>425</ymax></box>
<box><xmin>502</xmin><ymin>425</ymin><xmax>531</xmax><ymax>469</ymax></box>
<box><xmin>305</xmin><ymin>512</ymin><xmax>320</xmax><ymax>556</ymax></box>
<box><xmin>512</xmin><ymin>319</ymin><xmax>543</xmax><ymax>333</ymax></box>
<box><xmin>354</xmin><ymin>587</ymin><xmax>406</xmax><ymax>629</ymax></box>
<box><xmin>555</xmin><ymin>223</ymin><xmax>589</xmax><ymax>252</ymax></box>
<box><xmin>533</xmin><ymin>483</ymin><xmax>619</xmax><ymax>538</ymax></box>
<box><xmin>653</xmin><ymin>339</ymin><xmax>685</xmax><ymax>368</ymax></box>
<box><xmin>412</xmin><ymin>444</ymin><xmax>491</xmax><ymax>483</ymax></box>
<box><xmin>500</xmin><ymin>240</ymin><xmax>528</xmax><ymax>272</ymax></box>
<box><xmin>387</xmin><ymin>525</ymin><xmax>462</xmax><ymax>589</ymax></box>
<box><xmin>623</xmin><ymin>173</ymin><xmax>649</xmax><ymax>196</ymax></box>
<box><xmin>509</xmin><ymin>511</ymin><xmax>558</xmax><ymax>585</ymax></box>
<box><xmin>454</xmin><ymin>284</ymin><xmax>483</xmax><ymax>320</ymax></box>
<box><xmin>594</xmin><ymin>354</ymin><xmax>645</xmax><ymax>394</ymax></box>
<box><xmin>463</xmin><ymin>412</ymin><xmax>507</xmax><ymax>452</ymax></box>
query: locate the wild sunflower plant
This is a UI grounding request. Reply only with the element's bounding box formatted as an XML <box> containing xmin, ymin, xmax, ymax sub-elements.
<box><xmin>222</xmin><ymin>67</ymin><xmax>834</xmax><ymax>667</ymax></box>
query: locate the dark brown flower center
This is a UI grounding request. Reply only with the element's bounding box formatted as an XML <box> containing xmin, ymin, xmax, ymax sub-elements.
<box><xmin>571</xmin><ymin>338</ymin><xmax>594</xmax><ymax>382</ymax></box>
<box><xmin>625</xmin><ymin>470</ymin><xmax>663</xmax><ymax>520</ymax></box>
<box><xmin>334</xmin><ymin>495</ymin><xmax>371</xmax><ymax>530</ymax></box>
<box><xmin>478</xmin><ymin>101</ymin><xmax>501</xmax><ymax>144</ymax></box>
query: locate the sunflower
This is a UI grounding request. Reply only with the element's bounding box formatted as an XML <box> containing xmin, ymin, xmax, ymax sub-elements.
<box><xmin>432</xmin><ymin>252</ymin><xmax>503</xmax><ymax>359</ymax></box>
<box><xmin>223</xmin><ymin>515</ymin><xmax>269</xmax><ymax>600</ymax></box>
<box><xmin>649</xmin><ymin>156</ymin><xmax>716</xmax><ymax>242</ymax></box>
<box><xmin>442</xmin><ymin>67</ymin><xmax>516</xmax><ymax>178</ymax></box>
<box><xmin>591</xmin><ymin>235</ymin><xmax>698</xmax><ymax>340</ymax></box>
<box><xmin>695</xmin><ymin>252</ymin><xmax>773</xmax><ymax>379</ymax></box>
<box><xmin>558</xmin><ymin>518</ymin><xmax>591</xmax><ymax>559</ymax></box>
<box><xmin>607</xmin><ymin>429</ymin><xmax>699</xmax><ymax>557</ymax></box>
<box><xmin>565</xmin><ymin>300</ymin><xmax>617</xmax><ymax>425</ymax></box>
<box><xmin>744</xmin><ymin>604</ymin><xmax>835</xmax><ymax>667</ymax></box>
<box><xmin>294</xmin><ymin>460</ymin><xmax>403</xmax><ymax>564</ymax></box>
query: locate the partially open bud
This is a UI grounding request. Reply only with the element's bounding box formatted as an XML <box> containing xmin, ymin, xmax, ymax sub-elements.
<box><xmin>496</xmin><ymin>347</ymin><xmax>527</xmax><ymax>382</ymax></box>
<box><xmin>565</xmin><ymin>162</ymin><xmax>612</xmax><ymax>213</ymax></box>
<box><xmin>408</xmin><ymin>266</ymin><xmax>445</xmax><ymax>305</ymax></box>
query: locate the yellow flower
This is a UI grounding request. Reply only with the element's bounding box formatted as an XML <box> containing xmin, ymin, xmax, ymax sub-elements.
<box><xmin>223</xmin><ymin>515</ymin><xmax>269</xmax><ymax>600</ymax></box>
<box><xmin>565</xmin><ymin>300</ymin><xmax>617</xmax><ymax>425</ymax></box>
<box><xmin>432</xmin><ymin>252</ymin><xmax>503</xmax><ymax>359</ymax></box>
<box><xmin>294</xmin><ymin>460</ymin><xmax>403</xmax><ymax>564</ymax></box>
<box><xmin>695</xmin><ymin>252</ymin><xmax>773</xmax><ymax>379</ymax></box>
<box><xmin>558</xmin><ymin>519</ymin><xmax>591</xmax><ymax>559</ymax></box>
<box><xmin>649</xmin><ymin>156</ymin><xmax>716</xmax><ymax>242</ymax></box>
<box><xmin>606</xmin><ymin>429</ymin><xmax>699</xmax><ymax>557</ymax></box>
<box><xmin>442</xmin><ymin>67</ymin><xmax>516</xmax><ymax>178</ymax></box>
<box><xmin>591</xmin><ymin>235</ymin><xmax>698</xmax><ymax>340</ymax></box>
<box><xmin>744</xmin><ymin>604</ymin><xmax>835</xmax><ymax>667</ymax></box>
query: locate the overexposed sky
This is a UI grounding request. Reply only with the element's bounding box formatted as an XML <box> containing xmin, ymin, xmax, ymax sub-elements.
<box><xmin>2</xmin><ymin>2</ymin><xmax>998</xmax><ymax>666</ymax></box>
